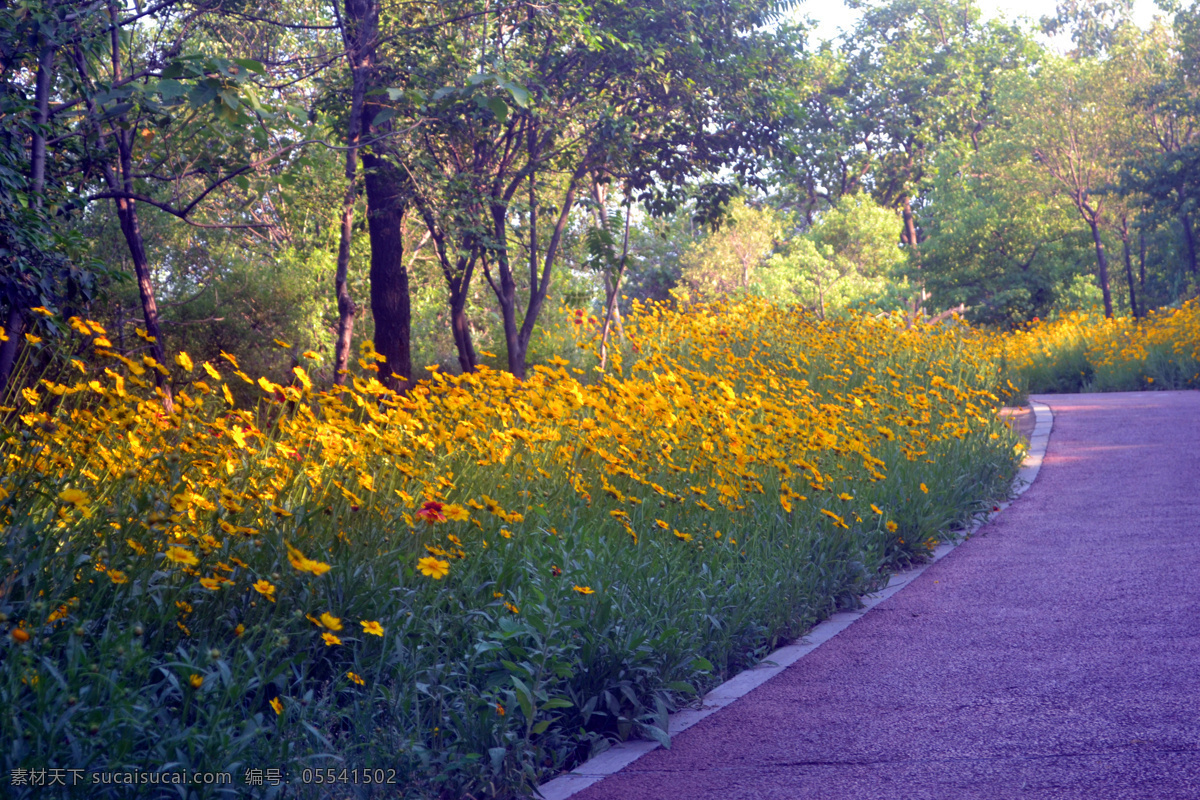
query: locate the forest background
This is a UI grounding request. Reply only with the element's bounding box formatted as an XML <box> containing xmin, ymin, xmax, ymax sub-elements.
<box><xmin>2</xmin><ymin>0</ymin><xmax>1198</xmax><ymax>396</ymax></box>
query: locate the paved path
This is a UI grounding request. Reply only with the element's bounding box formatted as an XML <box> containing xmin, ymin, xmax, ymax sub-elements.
<box><xmin>560</xmin><ymin>392</ymin><xmax>1200</xmax><ymax>800</ymax></box>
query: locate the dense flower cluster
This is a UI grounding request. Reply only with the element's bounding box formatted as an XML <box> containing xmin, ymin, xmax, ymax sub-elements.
<box><xmin>1000</xmin><ymin>299</ymin><xmax>1200</xmax><ymax>394</ymax></box>
<box><xmin>0</xmin><ymin>298</ymin><xmax>1019</xmax><ymax>798</ymax></box>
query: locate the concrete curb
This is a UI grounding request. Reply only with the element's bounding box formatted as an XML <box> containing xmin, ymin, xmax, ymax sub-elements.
<box><xmin>537</xmin><ymin>401</ymin><xmax>1053</xmax><ymax>800</ymax></box>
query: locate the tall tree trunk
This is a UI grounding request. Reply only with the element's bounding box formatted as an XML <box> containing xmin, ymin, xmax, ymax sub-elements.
<box><xmin>599</xmin><ymin>192</ymin><xmax>632</xmax><ymax>371</ymax></box>
<box><xmin>1121</xmin><ymin>220</ymin><xmax>1138</xmax><ymax>318</ymax></box>
<box><xmin>1181</xmin><ymin>212</ymin><xmax>1198</xmax><ymax>278</ymax></box>
<box><xmin>1138</xmin><ymin>229</ymin><xmax>1146</xmax><ymax>289</ymax></box>
<box><xmin>332</xmin><ymin>184</ymin><xmax>358</xmax><ymax>384</ymax></box>
<box><xmin>113</xmin><ymin>193</ymin><xmax>172</xmax><ymax>410</ymax></box>
<box><xmin>0</xmin><ymin>307</ymin><xmax>25</xmax><ymax>395</ymax></box>
<box><xmin>332</xmin><ymin>0</ymin><xmax>380</xmax><ymax>385</ymax></box>
<box><xmin>511</xmin><ymin>169</ymin><xmax>584</xmax><ymax>378</ymax></box>
<box><xmin>449</xmin><ymin>284</ymin><xmax>478</xmax><ymax>373</ymax></box>
<box><xmin>0</xmin><ymin>41</ymin><xmax>53</xmax><ymax>394</ymax></box>
<box><xmin>362</xmin><ymin>153</ymin><xmax>412</xmax><ymax>391</ymax></box>
<box><xmin>900</xmin><ymin>194</ymin><xmax>925</xmax><ymax>313</ymax></box>
<box><xmin>1088</xmin><ymin>219</ymin><xmax>1114</xmax><ymax>318</ymax></box>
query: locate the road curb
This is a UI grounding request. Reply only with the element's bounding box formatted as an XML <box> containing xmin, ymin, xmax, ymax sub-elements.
<box><xmin>537</xmin><ymin>401</ymin><xmax>1054</xmax><ymax>800</ymax></box>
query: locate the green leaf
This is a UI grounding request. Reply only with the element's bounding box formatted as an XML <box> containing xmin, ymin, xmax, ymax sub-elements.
<box><xmin>498</xmin><ymin>79</ymin><xmax>531</xmax><ymax>108</ymax></box>
<box><xmin>542</xmin><ymin>697</ymin><xmax>574</xmax><ymax>710</ymax></box>
<box><xmin>639</xmin><ymin>723</ymin><xmax>672</xmax><ymax>750</ymax></box>
<box><xmin>531</xmin><ymin>719</ymin><xmax>552</xmax><ymax>735</ymax></box>
<box><xmin>486</xmin><ymin>96</ymin><xmax>509</xmax><ymax>124</ymax></box>
<box><xmin>231</xmin><ymin>58</ymin><xmax>266</xmax><ymax>75</ymax></box>
<box><xmin>511</xmin><ymin>676</ymin><xmax>535</xmax><ymax>720</ymax></box>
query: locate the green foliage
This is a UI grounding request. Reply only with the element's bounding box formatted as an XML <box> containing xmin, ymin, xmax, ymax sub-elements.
<box><xmin>753</xmin><ymin>193</ymin><xmax>911</xmax><ymax>316</ymax></box>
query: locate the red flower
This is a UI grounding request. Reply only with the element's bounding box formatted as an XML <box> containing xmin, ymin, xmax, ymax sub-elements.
<box><xmin>415</xmin><ymin>501</ymin><xmax>447</xmax><ymax>523</ymax></box>
<box><xmin>550</xmin><ymin>565</ymin><xmax>562</xmax><ymax>577</ymax></box>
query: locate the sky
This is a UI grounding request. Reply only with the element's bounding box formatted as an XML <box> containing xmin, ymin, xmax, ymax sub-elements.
<box><xmin>795</xmin><ymin>0</ymin><xmax>1166</xmax><ymax>50</ymax></box>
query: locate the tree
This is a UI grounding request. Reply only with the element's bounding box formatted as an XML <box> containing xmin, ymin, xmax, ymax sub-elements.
<box><xmin>998</xmin><ymin>55</ymin><xmax>1134</xmax><ymax>317</ymax></box>
<box><xmin>755</xmin><ymin>193</ymin><xmax>908</xmax><ymax>318</ymax></box>
<box><xmin>783</xmin><ymin>0</ymin><xmax>1035</xmax><ymax>258</ymax></box>
<box><xmin>374</xmin><ymin>0</ymin><xmax>801</xmax><ymax>378</ymax></box>
<box><xmin>676</xmin><ymin>198</ymin><xmax>784</xmax><ymax>302</ymax></box>
<box><xmin>1120</xmin><ymin>9</ymin><xmax>1200</xmax><ymax>285</ymax></box>
<box><xmin>921</xmin><ymin>143</ymin><xmax>1089</xmax><ymax>324</ymax></box>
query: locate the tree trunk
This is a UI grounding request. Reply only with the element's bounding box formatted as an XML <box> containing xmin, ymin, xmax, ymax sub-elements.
<box><xmin>0</xmin><ymin>307</ymin><xmax>25</xmax><ymax>394</ymax></box>
<box><xmin>1181</xmin><ymin>212</ymin><xmax>1198</xmax><ymax>278</ymax></box>
<box><xmin>0</xmin><ymin>42</ymin><xmax>53</xmax><ymax>395</ymax></box>
<box><xmin>332</xmin><ymin>0</ymin><xmax>381</xmax><ymax>385</ymax></box>
<box><xmin>599</xmin><ymin>194</ymin><xmax>632</xmax><ymax>371</ymax></box>
<box><xmin>113</xmin><ymin>194</ymin><xmax>172</xmax><ymax>410</ymax></box>
<box><xmin>104</xmin><ymin>3</ymin><xmax>172</xmax><ymax>411</ymax></box>
<box><xmin>449</xmin><ymin>285</ymin><xmax>478</xmax><ymax>373</ymax></box>
<box><xmin>513</xmin><ymin>169</ymin><xmax>584</xmax><ymax>377</ymax></box>
<box><xmin>900</xmin><ymin>194</ymin><xmax>924</xmax><ymax>313</ymax></box>
<box><xmin>1138</xmin><ymin>229</ymin><xmax>1146</xmax><ymax>289</ymax></box>
<box><xmin>332</xmin><ymin>181</ymin><xmax>358</xmax><ymax>384</ymax></box>
<box><xmin>1121</xmin><ymin>221</ymin><xmax>1138</xmax><ymax>318</ymax></box>
<box><xmin>1088</xmin><ymin>220</ymin><xmax>1114</xmax><ymax>318</ymax></box>
<box><xmin>362</xmin><ymin>153</ymin><xmax>412</xmax><ymax>392</ymax></box>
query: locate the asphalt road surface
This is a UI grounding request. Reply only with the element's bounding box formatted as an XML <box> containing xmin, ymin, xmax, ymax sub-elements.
<box><xmin>569</xmin><ymin>391</ymin><xmax>1200</xmax><ymax>800</ymax></box>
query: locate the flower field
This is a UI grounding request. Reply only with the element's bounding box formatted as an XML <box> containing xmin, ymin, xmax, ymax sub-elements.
<box><xmin>1</xmin><ymin>299</ymin><xmax>1023</xmax><ymax>798</ymax></box>
<box><xmin>1000</xmin><ymin>299</ymin><xmax>1200</xmax><ymax>396</ymax></box>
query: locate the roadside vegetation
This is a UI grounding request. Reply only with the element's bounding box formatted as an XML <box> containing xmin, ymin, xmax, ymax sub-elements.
<box><xmin>1</xmin><ymin>300</ymin><xmax>1022</xmax><ymax>798</ymax></box>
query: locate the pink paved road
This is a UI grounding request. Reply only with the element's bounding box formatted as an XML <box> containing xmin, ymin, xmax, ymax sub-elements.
<box><xmin>568</xmin><ymin>392</ymin><xmax>1200</xmax><ymax>800</ymax></box>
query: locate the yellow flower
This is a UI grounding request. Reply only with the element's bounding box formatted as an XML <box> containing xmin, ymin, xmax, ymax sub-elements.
<box><xmin>837</xmin><ymin>492</ymin><xmax>854</xmax><ymax>501</ymax></box>
<box><xmin>175</xmin><ymin>351</ymin><xmax>194</xmax><ymax>372</ymax></box>
<box><xmin>870</xmin><ymin>504</ymin><xmax>883</xmax><ymax>515</ymax></box>
<box><xmin>572</xmin><ymin>585</ymin><xmax>595</xmax><ymax>595</ymax></box>
<box><xmin>252</xmin><ymin>579</ymin><xmax>276</xmax><ymax>601</ymax></box>
<box><xmin>293</xmin><ymin>365</ymin><xmax>313</xmax><ymax>391</ymax></box>
<box><xmin>443</xmin><ymin>504</ymin><xmax>470</xmax><ymax>521</ymax></box>
<box><xmin>58</xmin><ymin>488</ymin><xmax>89</xmax><ymax>506</ymax></box>
<box><xmin>164</xmin><ymin>547</ymin><xmax>199</xmax><ymax>567</ymax></box>
<box><xmin>302</xmin><ymin>350</ymin><xmax>320</xmax><ymax>359</ymax></box>
<box><xmin>361</xmin><ymin>620</ymin><xmax>384</xmax><ymax>636</ymax></box>
<box><xmin>503</xmin><ymin>602</ymin><xmax>520</xmax><ymax>614</ymax></box>
<box><xmin>30</xmin><ymin>306</ymin><xmax>53</xmax><ymax>317</ymax></box>
<box><xmin>189</xmin><ymin>674</ymin><xmax>204</xmax><ymax>689</ymax></box>
<box><xmin>417</xmin><ymin>556</ymin><xmax>450</xmax><ymax>580</ymax></box>
<box><xmin>319</xmin><ymin>612</ymin><xmax>343</xmax><ymax>631</ymax></box>
<box><xmin>321</xmin><ymin>632</ymin><xmax>342</xmax><ymax>646</ymax></box>
<box><xmin>269</xmin><ymin>697</ymin><xmax>283</xmax><ymax>715</ymax></box>
<box><xmin>286</xmin><ymin>543</ymin><xmax>331</xmax><ymax>576</ymax></box>
<box><xmin>24</xmin><ymin>333</ymin><xmax>42</xmax><ymax>345</ymax></box>
<box><xmin>199</xmin><ymin>577</ymin><xmax>223</xmax><ymax>591</ymax></box>
<box><xmin>347</xmin><ymin>671</ymin><xmax>365</xmax><ymax>685</ymax></box>
<box><xmin>235</xmin><ymin>624</ymin><xmax>245</xmax><ymax>637</ymax></box>
<box><xmin>886</xmin><ymin>520</ymin><xmax>899</xmax><ymax>533</ymax></box>
<box><xmin>919</xmin><ymin>483</ymin><xmax>928</xmax><ymax>494</ymax></box>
